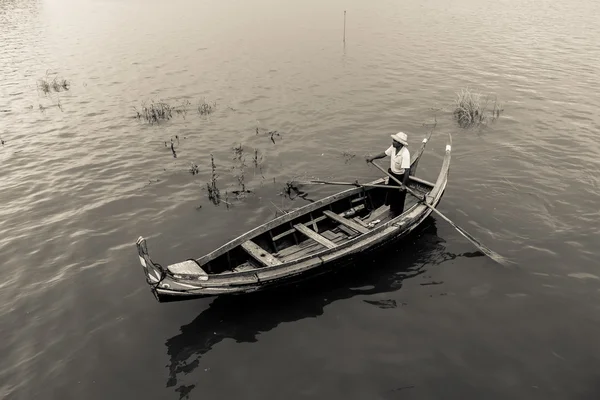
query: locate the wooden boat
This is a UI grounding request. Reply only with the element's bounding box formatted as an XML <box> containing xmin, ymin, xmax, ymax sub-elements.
<box><xmin>136</xmin><ymin>133</ymin><xmax>452</xmax><ymax>302</ymax></box>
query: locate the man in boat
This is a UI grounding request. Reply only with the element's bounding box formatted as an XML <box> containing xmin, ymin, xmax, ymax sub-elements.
<box><xmin>366</xmin><ymin>131</ymin><xmax>410</xmax><ymax>215</ymax></box>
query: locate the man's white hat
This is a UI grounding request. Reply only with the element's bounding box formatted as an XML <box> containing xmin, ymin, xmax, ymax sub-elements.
<box><xmin>390</xmin><ymin>131</ymin><xmax>408</xmax><ymax>146</ymax></box>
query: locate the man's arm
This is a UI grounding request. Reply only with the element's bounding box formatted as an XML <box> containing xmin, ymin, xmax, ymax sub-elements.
<box><xmin>400</xmin><ymin>169</ymin><xmax>410</xmax><ymax>190</ymax></box>
<box><xmin>365</xmin><ymin>152</ymin><xmax>387</xmax><ymax>163</ymax></box>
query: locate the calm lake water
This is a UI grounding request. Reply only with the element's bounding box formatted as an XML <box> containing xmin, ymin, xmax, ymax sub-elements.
<box><xmin>2</xmin><ymin>0</ymin><xmax>600</xmax><ymax>398</ymax></box>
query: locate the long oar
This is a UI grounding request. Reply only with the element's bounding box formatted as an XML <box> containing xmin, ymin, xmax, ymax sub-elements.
<box><xmin>368</xmin><ymin>161</ymin><xmax>512</xmax><ymax>266</ymax></box>
<box><xmin>293</xmin><ymin>180</ymin><xmax>397</xmax><ymax>190</ymax></box>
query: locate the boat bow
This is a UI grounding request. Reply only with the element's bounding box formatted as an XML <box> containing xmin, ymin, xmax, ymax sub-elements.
<box><xmin>136</xmin><ymin>236</ymin><xmax>166</xmax><ymax>286</ymax></box>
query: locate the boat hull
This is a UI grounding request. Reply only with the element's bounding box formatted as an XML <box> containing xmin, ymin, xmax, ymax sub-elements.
<box><xmin>151</xmin><ymin>186</ymin><xmax>445</xmax><ymax>303</ymax></box>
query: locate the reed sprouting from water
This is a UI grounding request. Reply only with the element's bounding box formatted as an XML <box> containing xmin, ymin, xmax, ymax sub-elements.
<box><xmin>341</xmin><ymin>151</ymin><xmax>356</xmax><ymax>164</ymax></box>
<box><xmin>267</xmin><ymin>130</ymin><xmax>280</xmax><ymax>144</ymax></box>
<box><xmin>252</xmin><ymin>148</ymin><xmax>261</xmax><ymax>168</ymax></box>
<box><xmin>134</xmin><ymin>99</ymin><xmax>191</xmax><ymax>124</ymax></box>
<box><xmin>281</xmin><ymin>180</ymin><xmax>309</xmax><ymax>200</ymax></box>
<box><xmin>206</xmin><ymin>154</ymin><xmax>220</xmax><ymax>204</ymax></box>
<box><xmin>453</xmin><ymin>87</ymin><xmax>503</xmax><ymax>127</ymax></box>
<box><xmin>38</xmin><ymin>79</ymin><xmax>51</xmax><ymax>95</ymax></box>
<box><xmin>197</xmin><ymin>98</ymin><xmax>216</xmax><ymax>116</ymax></box>
<box><xmin>35</xmin><ymin>71</ymin><xmax>69</xmax><ymax>112</ymax></box>
<box><xmin>174</xmin><ymin>100</ymin><xmax>191</xmax><ymax>119</ymax></box>
<box><xmin>135</xmin><ymin>101</ymin><xmax>173</xmax><ymax>124</ymax></box>
<box><xmin>236</xmin><ymin>156</ymin><xmax>247</xmax><ymax>194</ymax></box>
<box><xmin>37</xmin><ymin>71</ymin><xmax>70</xmax><ymax>96</ymax></box>
<box><xmin>252</xmin><ymin>148</ymin><xmax>266</xmax><ymax>179</ymax></box>
<box><xmin>255</xmin><ymin>123</ymin><xmax>282</xmax><ymax>144</ymax></box>
<box><xmin>51</xmin><ymin>78</ymin><xmax>70</xmax><ymax>92</ymax></box>
<box><xmin>38</xmin><ymin>99</ymin><xmax>63</xmax><ymax>113</ymax></box>
<box><xmin>232</xmin><ymin>143</ymin><xmax>251</xmax><ymax>196</ymax></box>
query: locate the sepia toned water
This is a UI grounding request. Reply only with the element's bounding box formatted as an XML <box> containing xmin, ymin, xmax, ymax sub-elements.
<box><xmin>1</xmin><ymin>0</ymin><xmax>600</xmax><ymax>398</ymax></box>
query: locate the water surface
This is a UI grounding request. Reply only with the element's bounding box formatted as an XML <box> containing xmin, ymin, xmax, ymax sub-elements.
<box><xmin>1</xmin><ymin>0</ymin><xmax>600</xmax><ymax>398</ymax></box>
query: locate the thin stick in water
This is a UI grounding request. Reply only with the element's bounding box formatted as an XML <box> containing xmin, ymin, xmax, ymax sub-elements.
<box><xmin>343</xmin><ymin>11</ymin><xmax>346</xmax><ymax>42</ymax></box>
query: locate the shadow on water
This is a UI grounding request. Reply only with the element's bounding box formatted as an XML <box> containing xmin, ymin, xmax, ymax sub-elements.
<box><xmin>164</xmin><ymin>218</ymin><xmax>482</xmax><ymax>398</ymax></box>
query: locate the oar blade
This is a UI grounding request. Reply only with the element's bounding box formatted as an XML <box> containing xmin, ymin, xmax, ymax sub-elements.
<box><xmin>453</xmin><ymin>223</ymin><xmax>514</xmax><ymax>267</ymax></box>
<box><xmin>368</xmin><ymin>160</ymin><xmax>513</xmax><ymax>267</ymax></box>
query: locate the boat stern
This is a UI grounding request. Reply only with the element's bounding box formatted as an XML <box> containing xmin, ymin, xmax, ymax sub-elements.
<box><xmin>136</xmin><ymin>236</ymin><xmax>166</xmax><ymax>287</ymax></box>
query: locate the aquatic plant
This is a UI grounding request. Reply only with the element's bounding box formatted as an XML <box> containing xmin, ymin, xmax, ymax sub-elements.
<box><xmin>134</xmin><ymin>99</ymin><xmax>190</xmax><ymax>125</ymax></box>
<box><xmin>255</xmin><ymin>123</ymin><xmax>283</xmax><ymax>144</ymax></box>
<box><xmin>197</xmin><ymin>98</ymin><xmax>216</xmax><ymax>116</ymax></box>
<box><xmin>51</xmin><ymin>78</ymin><xmax>70</xmax><ymax>92</ymax></box>
<box><xmin>134</xmin><ymin>100</ymin><xmax>173</xmax><ymax>124</ymax></box>
<box><xmin>232</xmin><ymin>143</ymin><xmax>244</xmax><ymax>162</ymax></box>
<box><xmin>37</xmin><ymin>71</ymin><xmax>70</xmax><ymax>96</ymax></box>
<box><xmin>453</xmin><ymin>87</ymin><xmax>503</xmax><ymax>128</ymax></box>
<box><xmin>341</xmin><ymin>151</ymin><xmax>356</xmax><ymax>164</ymax></box>
<box><xmin>280</xmin><ymin>180</ymin><xmax>309</xmax><ymax>200</ymax></box>
<box><xmin>38</xmin><ymin>99</ymin><xmax>63</xmax><ymax>113</ymax></box>
<box><xmin>170</xmin><ymin>139</ymin><xmax>177</xmax><ymax>158</ymax></box>
<box><xmin>231</xmin><ymin>144</ymin><xmax>252</xmax><ymax>197</ymax></box>
<box><xmin>224</xmin><ymin>191</ymin><xmax>230</xmax><ymax>210</ymax></box>
<box><xmin>38</xmin><ymin>79</ymin><xmax>51</xmax><ymax>95</ymax></box>
<box><xmin>174</xmin><ymin>100</ymin><xmax>191</xmax><ymax>119</ymax></box>
<box><xmin>206</xmin><ymin>154</ymin><xmax>220</xmax><ymax>205</ymax></box>
<box><xmin>267</xmin><ymin>130</ymin><xmax>281</xmax><ymax>144</ymax></box>
<box><xmin>252</xmin><ymin>148</ymin><xmax>263</xmax><ymax>168</ymax></box>
<box><xmin>189</xmin><ymin>162</ymin><xmax>199</xmax><ymax>175</ymax></box>
<box><xmin>252</xmin><ymin>148</ymin><xmax>266</xmax><ymax>179</ymax></box>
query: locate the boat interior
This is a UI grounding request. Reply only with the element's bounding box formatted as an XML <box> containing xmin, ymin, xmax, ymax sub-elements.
<box><xmin>192</xmin><ymin>176</ymin><xmax>435</xmax><ymax>275</ymax></box>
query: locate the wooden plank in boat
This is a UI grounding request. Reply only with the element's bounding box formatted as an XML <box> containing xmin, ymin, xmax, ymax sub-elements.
<box><xmin>275</xmin><ymin>230</ymin><xmax>340</xmax><ymax>259</ymax></box>
<box><xmin>167</xmin><ymin>260</ymin><xmax>207</xmax><ymax>276</ymax></box>
<box><xmin>274</xmin><ymin>237</ymin><xmax>313</xmax><ymax>258</ymax></box>
<box><xmin>320</xmin><ymin>230</ymin><xmax>339</xmax><ymax>240</ymax></box>
<box><xmin>335</xmin><ymin>224</ymin><xmax>359</xmax><ymax>237</ymax></box>
<box><xmin>362</xmin><ymin>205</ymin><xmax>390</xmax><ymax>224</ymax></box>
<box><xmin>233</xmin><ymin>261</ymin><xmax>258</xmax><ymax>273</ymax></box>
<box><xmin>333</xmin><ymin>228</ymin><xmax>353</xmax><ymax>240</ymax></box>
<box><xmin>241</xmin><ymin>240</ymin><xmax>282</xmax><ymax>267</ymax></box>
<box><xmin>278</xmin><ymin>241</ymin><xmax>320</xmax><ymax>261</ymax></box>
<box><xmin>323</xmin><ymin>210</ymin><xmax>369</xmax><ymax>234</ymax></box>
<box><xmin>352</xmin><ymin>217</ymin><xmax>369</xmax><ymax>228</ymax></box>
<box><xmin>271</xmin><ymin>215</ymin><xmax>328</xmax><ymax>242</ymax></box>
<box><xmin>280</xmin><ymin>233</ymin><xmax>348</xmax><ymax>262</ymax></box>
<box><xmin>271</xmin><ymin>205</ymin><xmax>366</xmax><ymax>243</ymax></box>
<box><xmin>293</xmin><ymin>224</ymin><xmax>337</xmax><ymax>249</ymax></box>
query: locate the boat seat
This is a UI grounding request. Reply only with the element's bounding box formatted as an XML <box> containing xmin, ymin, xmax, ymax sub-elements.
<box><xmin>167</xmin><ymin>259</ymin><xmax>208</xmax><ymax>277</ymax></box>
<box><xmin>322</xmin><ymin>210</ymin><xmax>369</xmax><ymax>234</ymax></box>
<box><xmin>241</xmin><ymin>240</ymin><xmax>282</xmax><ymax>267</ymax></box>
<box><xmin>293</xmin><ymin>224</ymin><xmax>336</xmax><ymax>249</ymax></box>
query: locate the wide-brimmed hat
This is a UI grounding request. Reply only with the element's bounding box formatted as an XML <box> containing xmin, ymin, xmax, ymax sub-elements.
<box><xmin>390</xmin><ymin>131</ymin><xmax>408</xmax><ymax>146</ymax></box>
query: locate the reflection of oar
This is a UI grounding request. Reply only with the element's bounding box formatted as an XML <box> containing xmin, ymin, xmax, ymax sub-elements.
<box><xmin>368</xmin><ymin>161</ymin><xmax>513</xmax><ymax>267</ymax></box>
<box><xmin>293</xmin><ymin>180</ymin><xmax>398</xmax><ymax>190</ymax></box>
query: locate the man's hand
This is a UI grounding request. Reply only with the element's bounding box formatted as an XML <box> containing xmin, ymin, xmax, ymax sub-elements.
<box><xmin>366</xmin><ymin>152</ymin><xmax>386</xmax><ymax>164</ymax></box>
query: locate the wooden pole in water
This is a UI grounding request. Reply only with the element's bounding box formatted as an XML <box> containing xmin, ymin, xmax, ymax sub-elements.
<box><xmin>343</xmin><ymin>11</ymin><xmax>346</xmax><ymax>43</ymax></box>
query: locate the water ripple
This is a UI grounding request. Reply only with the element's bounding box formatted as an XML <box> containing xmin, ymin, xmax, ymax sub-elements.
<box><xmin>2</xmin><ymin>0</ymin><xmax>600</xmax><ymax>398</ymax></box>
